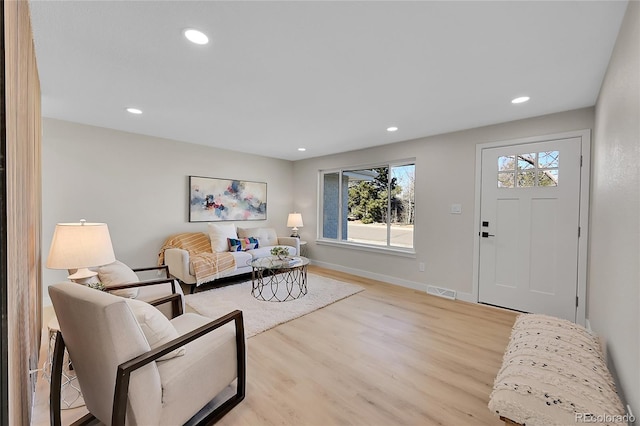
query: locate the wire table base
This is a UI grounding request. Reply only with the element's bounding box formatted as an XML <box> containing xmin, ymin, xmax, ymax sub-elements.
<box><xmin>251</xmin><ymin>257</ymin><xmax>309</xmax><ymax>302</ymax></box>
<box><xmin>43</xmin><ymin>318</ymin><xmax>85</xmax><ymax>409</ymax></box>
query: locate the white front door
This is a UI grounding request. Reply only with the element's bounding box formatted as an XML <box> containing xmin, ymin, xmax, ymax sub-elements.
<box><xmin>478</xmin><ymin>137</ymin><xmax>582</xmax><ymax>321</ymax></box>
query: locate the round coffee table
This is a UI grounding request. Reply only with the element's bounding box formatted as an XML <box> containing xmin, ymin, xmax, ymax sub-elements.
<box><xmin>250</xmin><ymin>256</ymin><xmax>309</xmax><ymax>302</ymax></box>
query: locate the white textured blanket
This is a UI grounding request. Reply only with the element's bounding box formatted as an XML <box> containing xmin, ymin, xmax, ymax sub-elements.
<box><xmin>489</xmin><ymin>314</ymin><xmax>626</xmax><ymax>426</ymax></box>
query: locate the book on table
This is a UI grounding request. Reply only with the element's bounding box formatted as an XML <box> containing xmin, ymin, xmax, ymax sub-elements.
<box><xmin>273</xmin><ymin>258</ymin><xmax>300</xmax><ymax>267</ymax></box>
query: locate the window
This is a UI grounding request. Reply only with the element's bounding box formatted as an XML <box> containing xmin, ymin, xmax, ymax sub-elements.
<box><xmin>319</xmin><ymin>161</ymin><xmax>415</xmax><ymax>251</ymax></box>
<box><xmin>498</xmin><ymin>151</ymin><xmax>559</xmax><ymax>188</ymax></box>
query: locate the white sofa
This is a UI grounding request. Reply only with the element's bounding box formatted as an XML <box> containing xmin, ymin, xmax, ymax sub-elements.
<box><xmin>164</xmin><ymin>225</ymin><xmax>299</xmax><ymax>292</ymax></box>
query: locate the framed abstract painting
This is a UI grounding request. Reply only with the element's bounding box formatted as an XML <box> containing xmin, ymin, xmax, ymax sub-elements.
<box><xmin>189</xmin><ymin>176</ymin><xmax>267</xmax><ymax>222</ymax></box>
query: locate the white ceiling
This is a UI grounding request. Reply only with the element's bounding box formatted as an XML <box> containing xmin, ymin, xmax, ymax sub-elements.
<box><xmin>29</xmin><ymin>1</ymin><xmax>628</xmax><ymax>161</ymax></box>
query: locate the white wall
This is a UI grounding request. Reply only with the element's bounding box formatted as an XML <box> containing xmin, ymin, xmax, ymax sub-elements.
<box><xmin>589</xmin><ymin>0</ymin><xmax>639</xmax><ymax>415</ymax></box>
<box><xmin>293</xmin><ymin>108</ymin><xmax>594</xmax><ymax>297</ymax></box>
<box><xmin>42</xmin><ymin>118</ymin><xmax>294</xmax><ymax>304</ymax></box>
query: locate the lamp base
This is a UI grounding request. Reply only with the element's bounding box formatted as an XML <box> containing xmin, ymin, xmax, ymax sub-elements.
<box><xmin>67</xmin><ymin>268</ymin><xmax>98</xmax><ymax>280</ymax></box>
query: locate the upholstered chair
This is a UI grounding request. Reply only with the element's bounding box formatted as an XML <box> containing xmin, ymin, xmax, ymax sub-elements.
<box><xmin>48</xmin><ymin>282</ymin><xmax>245</xmax><ymax>425</ymax></box>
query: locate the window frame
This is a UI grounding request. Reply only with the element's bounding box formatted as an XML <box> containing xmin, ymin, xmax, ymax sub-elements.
<box><xmin>317</xmin><ymin>159</ymin><xmax>416</xmax><ymax>256</ymax></box>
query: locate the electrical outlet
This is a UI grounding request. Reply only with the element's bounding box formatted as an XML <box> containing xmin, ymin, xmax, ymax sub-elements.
<box><xmin>419</xmin><ymin>262</ymin><xmax>425</xmax><ymax>272</ymax></box>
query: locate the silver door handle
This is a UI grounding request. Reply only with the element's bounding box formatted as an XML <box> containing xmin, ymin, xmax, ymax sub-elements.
<box><xmin>481</xmin><ymin>232</ymin><xmax>495</xmax><ymax>238</ymax></box>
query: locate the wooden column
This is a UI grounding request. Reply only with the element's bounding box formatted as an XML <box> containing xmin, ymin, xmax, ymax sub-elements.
<box><xmin>2</xmin><ymin>0</ymin><xmax>42</xmax><ymax>424</ymax></box>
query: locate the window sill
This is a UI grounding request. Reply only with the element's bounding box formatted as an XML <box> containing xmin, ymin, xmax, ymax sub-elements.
<box><xmin>315</xmin><ymin>239</ymin><xmax>416</xmax><ymax>258</ymax></box>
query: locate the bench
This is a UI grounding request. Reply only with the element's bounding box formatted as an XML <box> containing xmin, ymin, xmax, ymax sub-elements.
<box><xmin>489</xmin><ymin>314</ymin><xmax>626</xmax><ymax>425</ymax></box>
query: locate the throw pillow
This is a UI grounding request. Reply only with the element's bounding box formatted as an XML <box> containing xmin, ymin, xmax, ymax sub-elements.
<box><xmin>124</xmin><ymin>298</ymin><xmax>186</xmax><ymax>361</ymax></box>
<box><xmin>228</xmin><ymin>237</ymin><xmax>259</xmax><ymax>252</ymax></box>
<box><xmin>236</xmin><ymin>227</ymin><xmax>255</xmax><ymax>240</ymax></box>
<box><xmin>242</xmin><ymin>237</ymin><xmax>259</xmax><ymax>250</ymax></box>
<box><xmin>227</xmin><ymin>238</ymin><xmax>241</xmax><ymax>252</ymax></box>
<box><xmin>207</xmin><ymin>223</ymin><xmax>237</xmax><ymax>252</ymax></box>
<box><xmin>97</xmin><ymin>260</ymin><xmax>140</xmax><ymax>298</ymax></box>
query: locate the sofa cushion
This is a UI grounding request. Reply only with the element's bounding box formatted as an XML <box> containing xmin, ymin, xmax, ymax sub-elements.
<box><xmin>124</xmin><ymin>298</ymin><xmax>186</xmax><ymax>361</ymax></box>
<box><xmin>227</xmin><ymin>237</ymin><xmax>259</xmax><ymax>252</ymax></box>
<box><xmin>98</xmin><ymin>260</ymin><xmax>139</xmax><ymax>298</ymax></box>
<box><xmin>235</xmin><ymin>227</ymin><xmax>254</xmax><ymax>240</ymax></box>
<box><xmin>229</xmin><ymin>251</ymin><xmax>253</xmax><ymax>269</ymax></box>
<box><xmin>207</xmin><ymin>223</ymin><xmax>237</xmax><ymax>252</ymax></box>
<box><xmin>248</xmin><ymin>245</ymin><xmax>295</xmax><ymax>259</ymax></box>
<box><xmin>237</xmin><ymin>227</ymin><xmax>278</xmax><ymax>247</ymax></box>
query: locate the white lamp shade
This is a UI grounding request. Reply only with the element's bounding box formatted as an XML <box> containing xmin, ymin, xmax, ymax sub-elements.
<box><xmin>46</xmin><ymin>222</ymin><xmax>116</xmax><ymax>273</ymax></box>
<box><xmin>287</xmin><ymin>213</ymin><xmax>304</xmax><ymax>228</ymax></box>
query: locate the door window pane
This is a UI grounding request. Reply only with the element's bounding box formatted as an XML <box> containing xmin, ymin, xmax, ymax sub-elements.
<box><xmin>538</xmin><ymin>151</ymin><xmax>559</xmax><ymax>168</ymax></box>
<box><xmin>498</xmin><ymin>172</ymin><xmax>515</xmax><ymax>188</ymax></box>
<box><xmin>498</xmin><ymin>151</ymin><xmax>560</xmax><ymax>188</ymax></box>
<box><xmin>538</xmin><ymin>169</ymin><xmax>558</xmax><ymax>187</ymax></box>
<box><xmin>517</xmin><ymin>170</ymin><xmax>536</xmax><ymax>187</ymax></box>
<box><xmin>498</xmin><ymin>155</ymin><xmax>515</xmax><ymax>171</ymax></box>
<box><xmin>517</xmin><ymin>153</ymin><xmax>536</xmax><ymax>170</ymax></box>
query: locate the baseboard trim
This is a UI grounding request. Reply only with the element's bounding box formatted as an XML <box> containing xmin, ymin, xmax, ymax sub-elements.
<box><xmin>310</xmin><ymin>260</ymin><xmax>476</xmax><ymax>304</ymax></box>
<box><xmin>311</xmin><ymin>260</ymin><xmax>427</xmax><ymax>292</ymax></box>
<box><xmin>455</xmin><ymin>291</ymin><xmax>475</xmax><ymax>303</ymax></box>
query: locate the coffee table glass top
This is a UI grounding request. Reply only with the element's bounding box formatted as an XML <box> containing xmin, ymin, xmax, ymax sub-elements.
<box><xmin>250</xmin><ymin>256</ymin><xmax>309</xmax><ymax>270</ymax></box>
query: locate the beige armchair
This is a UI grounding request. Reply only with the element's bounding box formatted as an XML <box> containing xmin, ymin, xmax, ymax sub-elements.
<box><xmin>48</xmin><ymin>282</ymin><xmax>246</xmax><ymax>425</ymax></box>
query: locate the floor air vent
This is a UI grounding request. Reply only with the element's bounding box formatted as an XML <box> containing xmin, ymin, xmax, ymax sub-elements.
<box><xmin>426</xmin><ymin>285</ymin><xmax>457</xmax><ymax>300</ymax></box>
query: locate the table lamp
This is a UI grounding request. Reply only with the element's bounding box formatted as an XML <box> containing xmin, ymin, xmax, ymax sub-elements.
<box><xmin>46</xmin><ymin>219</ymin><xmax>116</xmax><ymax>281</ymax></box>
<box><xmin>287</xmin><ymin>213</ymin><xmax>304</xmax><ymax>238</ymax></box>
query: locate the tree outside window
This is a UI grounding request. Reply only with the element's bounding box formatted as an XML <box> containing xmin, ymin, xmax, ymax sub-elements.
<box><xmin>320</xmin><ymin>162</ymin><xmax>415</xmax><ymax>249</ymax></box>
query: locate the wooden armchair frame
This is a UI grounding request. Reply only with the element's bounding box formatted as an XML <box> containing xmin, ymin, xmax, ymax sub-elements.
<box><xmin>50</xmin><ymin>310</ymin><xmax>246</xmax><ymax>426</ymax></box>
<box><xmin>107</xmin><ymin>265</ymin><xmax>183</xmax><ymax>318</ymax></box>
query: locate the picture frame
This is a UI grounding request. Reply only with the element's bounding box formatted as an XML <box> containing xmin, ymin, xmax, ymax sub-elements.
<box><xmin>189</xmin><ymin>176</ymin><xmax>267</xmax><ymax>222</ymax></box>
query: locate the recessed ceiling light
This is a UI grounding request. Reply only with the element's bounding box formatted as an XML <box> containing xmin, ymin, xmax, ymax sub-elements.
<box><xmin>184</xmin><ymin>29</ymin><xmax>209</xmax><ymax>45</ymax></box>
<box><xmin>511</xmin><ymin>96</ymin><xmax>530</xmax><ymax>104</ymax></box>
<box><xmin>126</xmin><ymin>107</ymin><xmax>142</xmax><ymax>114</ymax></box>
<box><xmin>387</xmin><ymin>126</ymin><xmax>398</xmax><ymax>132</ymax></box>
<box><xmin>298</xmin><ymin>148</ymin><xmax>306</xmax><ymax>152</ymax></box>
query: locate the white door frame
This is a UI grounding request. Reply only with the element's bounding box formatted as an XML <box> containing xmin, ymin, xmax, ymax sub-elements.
<box><xmin>472</xmin><ymin>129</ymin><xmax>591</xmax><ymax>325</ymax></box>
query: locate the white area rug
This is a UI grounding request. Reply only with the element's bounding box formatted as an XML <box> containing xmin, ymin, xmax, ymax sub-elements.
<box><xmin>184</xmin><ymin>273</ymin><xmax>364</xmax><ymax>338</ymax></box>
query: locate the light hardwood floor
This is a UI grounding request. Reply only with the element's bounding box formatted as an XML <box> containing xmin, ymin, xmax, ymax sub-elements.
<box><xmin>32</xmin><ymin>266</ymin><xmax>517</xmax><ymax>425</ymax></box>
